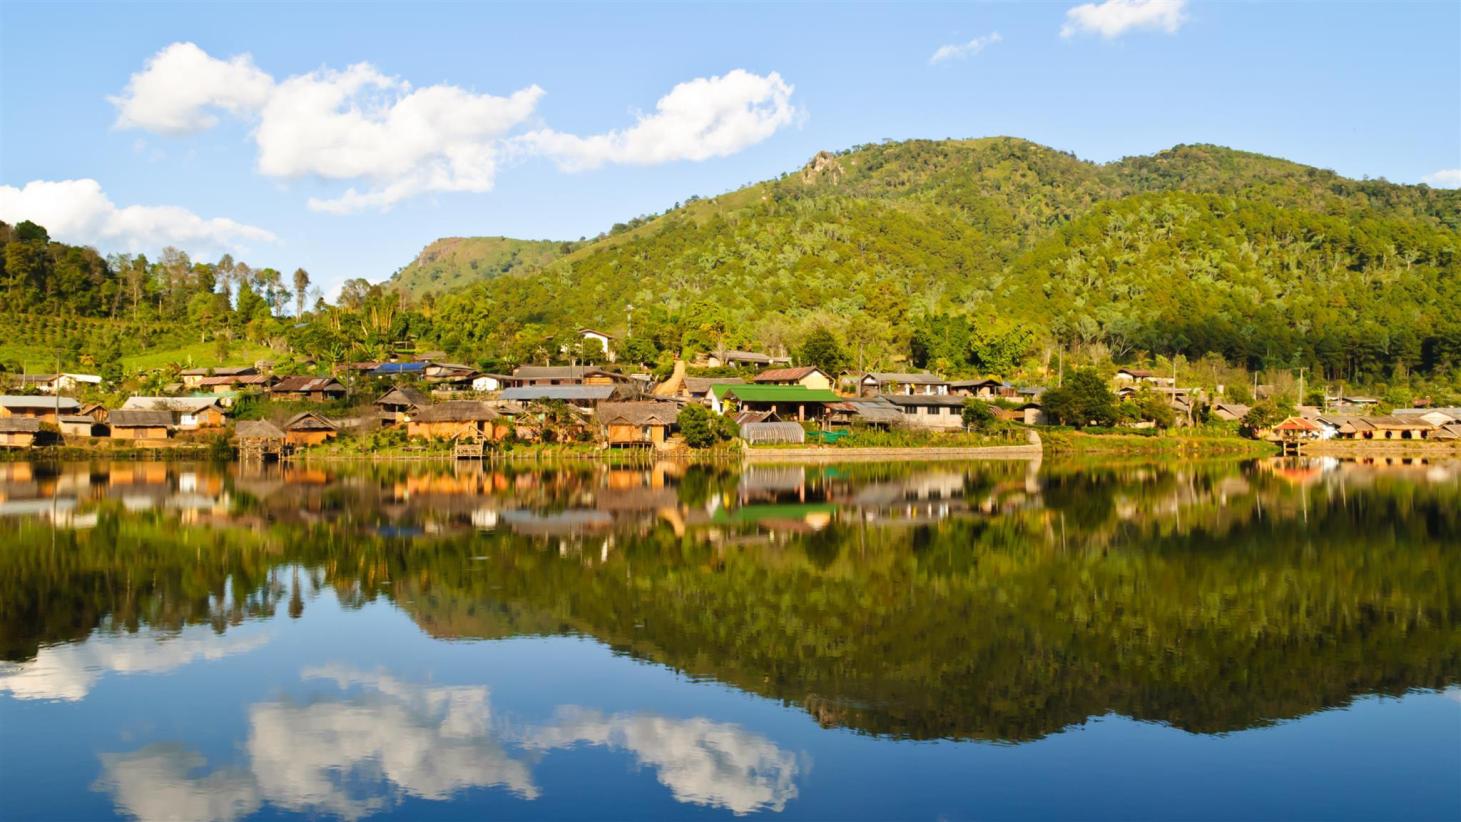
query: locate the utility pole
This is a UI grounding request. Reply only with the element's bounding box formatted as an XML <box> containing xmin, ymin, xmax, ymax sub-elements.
<box><xmin>626</xmin><ymin>303</ymin><xmax>634</xmax><ymax>340</ymax></box>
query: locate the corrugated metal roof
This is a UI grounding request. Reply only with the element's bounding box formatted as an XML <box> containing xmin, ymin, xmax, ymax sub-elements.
<box><xmin>501</xmin><ymin>386</ymin><xmax>617</xmax><ymax>402</ymax></box>
<box><xmin>713</xmin><ymin>385</ymin><xmax>840</xmax><ymax>403</ymax></box>
<box><xmin>740</xmin><ymin>422</ymin><xmax>807</xmax><ymax>444</ymax></box>
<box><xmin>753</xmin><ymin>366</ymin><xmax>823</xmax><ymax>383</ymax></box>
<box><xmin>371</xmin><ymin>361</ymin><xmax>427</xmax><ymax>375</ymax></box>
<box><xmin>864</xmin><ymin>372</ymin><xmax>948</xmax><ymax>385</ymax></box>
<box><xmin>881</xmin><ymin>394</ymin><xmax>965</xmax><ymax>408</ymax></box>
<box><xmin>122</xmin><ymin>397</ymin><xmax>225</xmax><ymax>413</ymax></box>
<box><xmin>272</xmin><ymin>376</ymin><xmax>345</xmax><ymax>393</ymax></box>
<box><xmin>0</xmin><ymin>418</ymin><xmax>42</xmax><ymax>433</ymax></box>
<box><xmin>0</xmin><ymin>395</ymin><xmax>81</xmax><ymax>410</ymax></box>
<box><xmin>683</xmin><ymin>376</ymin><xmax>745</xmax><ymax>394</ymax></box>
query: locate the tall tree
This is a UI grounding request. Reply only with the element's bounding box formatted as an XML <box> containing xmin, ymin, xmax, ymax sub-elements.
<box><xmin>292</xmin><ymin>267</ymin><xmax>311</xmax><ymax>316</ymax></box>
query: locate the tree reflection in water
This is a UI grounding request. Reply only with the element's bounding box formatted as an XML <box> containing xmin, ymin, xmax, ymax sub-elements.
<box><xmin>1</xmin><ymin>457</ymin><xmax>1457</xmax><ymax>743</ymax></box>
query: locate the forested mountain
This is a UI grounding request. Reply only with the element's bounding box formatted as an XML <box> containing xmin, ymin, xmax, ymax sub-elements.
<box><xmin>4</xmin><ymin>137</ymin><xmax>1459</xmax><ymax>393</ymax></box>
<box><xmin>425</xmin><ymin>138</ymin><xmax>1461</xmax><ymax>383</ymax></box>
<box><xmin>387</xmin><ymin>236</ymin><xmax>570</xmax><ymax>298</ymax></box>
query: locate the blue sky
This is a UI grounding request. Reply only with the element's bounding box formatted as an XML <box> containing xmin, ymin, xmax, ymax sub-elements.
<box><xmin>2</xmin><ymin>1</ymin><xmax>1457</xmax><ymax>297</ymax></box>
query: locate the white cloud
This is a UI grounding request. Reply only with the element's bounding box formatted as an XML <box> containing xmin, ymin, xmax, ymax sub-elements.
<box><xmin>929</xmin><ymin>32</ymin><xmax>1004</xmax><ymax>64</ymax></box>
<box><xmin>254</xmin><ymin>63</ymin><xmax>544</xmax><ymax>213</ymax></box>
<box><xmin>110</xmin><ymin>42</ymin><xmax>274</xmax><ymax>134</ymax></box>
<box><xmin>1421</xmin><ymin>168</ymin><xmax>1461</xmax><ymax>188</ymax></box>
<box><xmin>1061</xmin><ymin>0</ymin><xmax>1187</xmax><ymax>38</ymax></box>
<box><xmin>0</xmin><ymin>178</ymin><xmax>276</xmax><ymax>257</ymax></box>
<box><xmin>508</xmin><ymin>69</ymin><xmax>796</xmax><ymax>172</ymax></box>
<box><xmin>0</xmin><ymin>628</ymin><xmax>269</xmax><ymax>702</ymax></box>
<box><xmin>524</xmin><ymin>706</ymin><xmax>800</xmax><ymax>814</ymax></box>
<box><xmin>112</xmin><ymin>44</ymin><xmax>798</xmax><ymax>213</ymax></box>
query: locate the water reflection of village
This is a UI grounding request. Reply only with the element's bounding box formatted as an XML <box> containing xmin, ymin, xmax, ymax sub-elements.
<box><xmin>3</xmin><ymin>455</ymin><xmax>1456</xmax><ymax>544</ymax></box>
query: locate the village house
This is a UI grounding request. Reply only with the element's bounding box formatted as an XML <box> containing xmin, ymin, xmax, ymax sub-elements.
<box><xmin>740</xmin><ymin>421</ymin><xmax>807</xmax><ymax>445</ymax></box>
<box><xmin>948</xmin><ymin>378</ymin><xmax>1017</xmax><ymax>399</ymax></box>
<box><xmin>122</xmin><ymin>397</ymin><xmax>229</xmax><ymax>431</ymax></box>
<box><xmin>1358</xmin><ymin>415</ymin><xmax>1435</xmax><ymax>440</ymax></box>
<box><xmin>1113</xmin><ymin>368</ymin><xmax>1176</xmax><ymax>388</ymax></box>
<box><xmin>1272</xmin><ymin>416</ymin><xmax>1323</xmax><ymax>442</ymax></box>
<box><xmin>423</xmin><ymin>362</ymin><xmax>479</xmax><ymax>390</ymax></box>
<box><xmin>179</xmin><ymin>365</ymin><xmax>258</xmax><ymax>390</ymax></box>
<box><xmin>374</xmin><ymin>386</ymin><xmax>431</xmax><ymax>425</ymax></box>
<box><xmin>283</xmin><ymin>412</ymin><xmax>340</xmax><ymax>446</ymax></box>
<box><xmin>0</xmin><ymin>418</ymin><xmax>48</xmax><ymax>448</ymax></box>
<box><xmin>702</xmin><ymin>350</ymin><xmax>791</xmax><ymax>369</ymax></box>
<box><xmin>595</xmin><ymin>401</ymin><xmax>679</xmax><ymax>447</ymax></box>
<box><xmin>500</xmin><ymin>384</ymin><xmax>623</xmax><ymax>411</ymax></box>
<box><xmin>505</xmin><ymin>365</ymin><xmax>637</xmax><ymax>388</ymax></box>
<box><xmin>0</xmin><ymin>395</ymin><xmax>81</xmax><ymax>424</ymax></box>
<box><xmin>826</xmin><ymin>397</ymin><xmax>904</xmax><ymax>429</ymax></box>
<box><xmin>859</xmin><ymin>373</ymin><xmax>950</xmax><ymax>397</ymax></box>
<box><xmin>1211</xmin><ymin>402</ymin><xmax>1251</xmax><ymax>422</ymax></box>
<box><xmin>576</xmin><ymin>328</ymin><xmax>616</xmax><ymax>362</ymax></box>
<box><xmin>710</xmin><ymin>384</ymin><xmax>840</xmax><ymax>421</ymax></box>
<box><xmin>1326</xmin><ymin>394</ymin><xmax>1380</xmax><ymax>413</ymax></box>
<box><xmin>196</xmin><ymin>373</ymin><xmax>273</xmax><ymax>394</ymax></box>
<box><xmin>881</xmin><ymin>394</ymin><xmax>967</xmax><ymax>430</ymax></box>
<box><xmin>107</xmin><ymin>409</ymin><xmax>173</xmax><ymax>441</ymax></box>
<box><xmin>234</xmin><ymin>420</ymin><xmax>287</xmax><ymax>459</ymax></box>
<box><xmin>270</xmin><ymin>376</ymin><xmax>347</xmax><ymax>402</ymax></box>
<box><xmin>371</xmin><ymin>361</ymin><xmax>428</xmax><ymax>379</ymax></box>
<box><xmin>12</xmin><ymin>373</ymin><xmax>102</xmax><ymax>395</ymax></box>
<box><xmin>1392</xmin><ymin>408</ymin><xmax>1461</xmax><ymax>427</ymax></box>
<box><xmin>471</xmin><ymin>374</ymin><xmax>508</xmax><ymax>392</ymax></box>
<box><xmin>752</xmin><ymin>366</ymin><xmax>835</xmax><ymax>391</ymax></box>
<box><xmin>57</xmin><ymin>415</ymin><xmax>105</xmax><ymax>438</ymax></box>
<box><xmin>681</xmin><ymin>376</ymin><xmax>745</xmax><ymax>402</ymax></box>
<box><xmin>406</xmin><ymin>400</ymin><xmax>509</xmax><ymax>440</ymax></box>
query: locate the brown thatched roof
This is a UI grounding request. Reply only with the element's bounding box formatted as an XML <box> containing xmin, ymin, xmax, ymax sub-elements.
<box><xmin>234</xmin><ymin>420</ymin><xmax>286</xmax><ymax>440</ymax></box>
<box><xmin>284</xmin><ymin>412</ymin><xmax>338</xmax><ymax>432</ymax></box>
<box><xmin>375</xmin><ymin>385</ymin><xmax>430</xmax><ymax>408</ymax></box>
<box><xmin>595</xmin><ymin>401</ymin><xmax>679</xmax><ymax>426</ymax></box>
<box><xmin>108</xmin><ymin>410</ymin><xmax>173</xmax><ymax>428</ymax></box>
<box><xmin>411</xmin><ymin>401</ymin><xmax>501</xmax><ymax>423</ymax></box>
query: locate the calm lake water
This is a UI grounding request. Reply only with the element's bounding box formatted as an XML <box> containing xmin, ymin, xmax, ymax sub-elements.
<box><xmin>1</xmin><ymin>456</ymin><xmax>1458</xmax><ymax>821</ymax></box>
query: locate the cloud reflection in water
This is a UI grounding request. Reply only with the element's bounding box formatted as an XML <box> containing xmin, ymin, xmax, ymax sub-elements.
<box><xmin>94</xmin><ymin>665</ymin><xmax>800</xmax><ymax>820</ymax></box>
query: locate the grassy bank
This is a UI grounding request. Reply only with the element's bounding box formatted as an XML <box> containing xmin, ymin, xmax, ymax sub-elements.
<box><xmin>1040</xmin><ymin>427</ymin><xmax>1276</xmax><ymax>458</ymax></box>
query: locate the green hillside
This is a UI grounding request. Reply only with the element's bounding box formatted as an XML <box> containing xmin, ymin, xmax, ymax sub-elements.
<box><xmin>388</xmin><ymin>236</ymin><xmax>569</xmax><ymax>298</ymax></box>
<box><xmin>425</xmin><ymin>138</ymin><xmax>1461</xmax><ymax>382</ymax></box>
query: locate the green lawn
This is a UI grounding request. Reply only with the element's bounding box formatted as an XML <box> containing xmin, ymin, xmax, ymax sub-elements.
<box><xmin>120</xmin><ymin>341</ymin><xmax>275</xmax><ymax>372</ymax></box>
<box><xmin>0</xmin><ymin>340</ymin><xmax>274</xmax><ymax>375</ymax></box>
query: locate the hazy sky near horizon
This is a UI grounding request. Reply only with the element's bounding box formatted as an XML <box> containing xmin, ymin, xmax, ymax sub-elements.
<box><xmin>1</xmin><ymin>0</ymin><xmax>1457</xmax><ymax>295</ymax></box>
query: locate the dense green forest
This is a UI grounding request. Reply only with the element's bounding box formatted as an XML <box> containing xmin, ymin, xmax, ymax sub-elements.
<box><xmin>424</xmin><ymin>139</ymin><xmax>1461</xmax><ymax>386</ymax></box>
<box><xmin>387</xmin><ymin>235</ymin><xmax>571</xmax><ymax>298</ymax></box>
<box><xmin>4</xmin><ymin>138</ymin><xmax>1459</xmax><ymax>397</ymax></box>
<box><xmin>0</xmin><ymin>219</ymin><xmax>420</xmax><ymax>387</ymax></box>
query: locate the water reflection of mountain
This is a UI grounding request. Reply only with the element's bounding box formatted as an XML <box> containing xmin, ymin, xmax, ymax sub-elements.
<box><xmin>2</xmin><ymin>457</ymin><xmax>1458</xmax><ymax>742</ymax></box>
